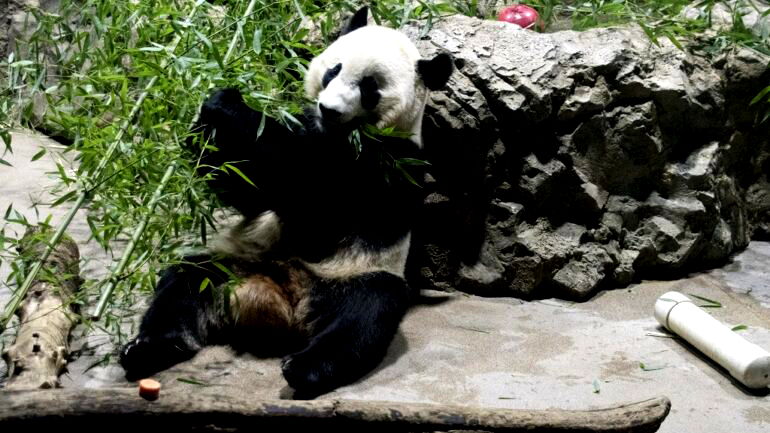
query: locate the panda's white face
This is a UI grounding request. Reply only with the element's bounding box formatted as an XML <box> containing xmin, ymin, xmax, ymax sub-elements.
<box><xmin>305</xmin><ymin>25</ymin><xmax>428</xmax><ymax>142</ymax></box>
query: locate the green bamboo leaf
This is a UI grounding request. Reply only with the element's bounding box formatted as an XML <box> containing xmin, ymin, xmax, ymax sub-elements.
<box><xmin>211</xmin><ymin>261</ymin><xmax>237</xmax><ymax>280</ymax></box>
<box><xmin>177</xmin><ymin>377</ymin><xmax>210</xmax><ymax>386</ymax></box>
<box><xmin>223</xmin><ymin>163</ymin><xmax>256</xmax><ymax>188</ymax></box>
<box><xmin>640</xmin><ymin>362</ymin><xmax>666</xmax><ymax>371</ymax></box>
<box><xmin>256</xmin><ymin>112</ymin><xmax>266</xmax><ymax>140</ymax></box>
<box><xmin>199</xmin><ymin>277</ymin><xmax>211</xmax><ymax>293</ymax></box>
<box><xmin>30</xmin><ymin>148</ymin><xmax>47</xmax><ymax>162</ymax></box>
<box><xmin>396</xmin><ymin>157</ymin><xmax>431</xmax><ymax>167</ymax></box>
<box><xmin>138</xmin><ymin>60</ymin><xmax>166</xmax><ymax>75</ymax></box>
<box><xmin>394</xmin><ymin>162</ymin><xmax>422</xmax><ymax>188</ymax></box>
<box><xmin>51</xmin><ymin>190</ymin><xmax>77</xmax><ymax>207</ymax></box>
<box><xmin>664</xmin><ymin>32</ymin><xmax>683</xmax><ymax>50</ymax></box>
<box><xmin>86</xmin><ymin>216</ymin><xmax>106</xmax><ymax>248</ymax></box>
<box><xmin>252</xmin><ymin>28</ymin><xmax>262</xmax><ymax>55</ymax></box>
<box><xmin>194</xmin><ymin>30</ymin><xmax>224</xmax><ymax>69</ymax></box>
<box><xmin>120</xmin><ymin>78</ymin><xmax>128</xmax><ymax>108</ymax></box>
<box><xmin>688</xmin><ymin>293</ymin><xmax>722</xmax><ymax>308</ymax></box>
<box><xmin>419</xmin><ymin>13</ymin><xmax>433</xmax><ymax>39</ymax></box>
<box><xmin>750</xmin><ymin>85</ymin><xmax>770</xmax><ymax>106</ymax></box>
<box><xmin>349</xmin><ymin>129</ymin><xmax>362</xmax><ymax>156</ymax></box>
<box><xmin>0</xmin><ymin>158</ymin><xmax>12</xmax><ymax>167</ymax></box>
<box><xmin>731</xmin><ymin>324</ymin><xmax>748</xmax><ymax>332</ymax></box>
<box><xmin>10</xmin><ymin>60</ymin><xmax>34</xmax><ymax>67</ymax></box>
<box><xmin>638</xmin><ymin>22</ymin><xmax>660</xmax><ymax>46</ymax></box>
<box><xmin>280</xmin><ymin>110</ymin><xmax>303</xmax><ymax>129</ymax></box>
<box><xmin>54</xmin><ymin>162</ymin><xmax>73</xmax><ymax>184</ymax></box>
<box><xmin>1</xmin><ymin>130</ymin><xmax>10</xmax><ymax>151</ymax></box>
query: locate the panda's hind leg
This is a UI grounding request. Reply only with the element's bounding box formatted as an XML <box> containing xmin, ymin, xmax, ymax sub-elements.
<box><xmin>281</xmin><ymin>272</ymin><xmax>411</xmax><ymax>398</ymax></box>
<box><xmin>120</xmin><ymin>254</ymin><xmax>232</xmax><ymax>381</ymax></box>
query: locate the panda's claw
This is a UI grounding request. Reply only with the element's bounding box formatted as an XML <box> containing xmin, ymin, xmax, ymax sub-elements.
<box><xmin>120</xmin><ymin>336</ymin><xmax>197</xmax><ymax>382</ymax></box>
<box><xmin>280</xmin><ymin>352</ymin><xmax>334</xmax><ymax>399</ymax></box>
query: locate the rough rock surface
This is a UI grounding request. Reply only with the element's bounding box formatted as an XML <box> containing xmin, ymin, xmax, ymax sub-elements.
<box><xmin>1</xmin><ymin>1</ymin><xmax>60</xmax><ymax>58</ymax></box>
<box><xmin>0</xmin><ymin>0</ymin><xmax>19</xmax><ymax>57</ymax></box>
<box><xmin>404</xmin><ymin>16</ymin><xmax>770</xmax><ymax>298</ymax></box>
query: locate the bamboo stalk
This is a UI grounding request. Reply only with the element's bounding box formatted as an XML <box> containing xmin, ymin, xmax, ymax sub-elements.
<box><xmin>0</xmin><ymin>2</ymin><xmax>203</xmax><ymax>334</ymax></box>
<box><xmin>224</xmin><ymin>0</ymin><xmax>260</xmax><ymax>63</ymax></box>
<box><xmin>91</xmin><ymin>162</ymin><xmax>177</xmax><ymax>318</ymax></box>
<box><xmin>90</xmin><ymin>0</ymin><xmax>260</xmax><ymax>320</ymax></box>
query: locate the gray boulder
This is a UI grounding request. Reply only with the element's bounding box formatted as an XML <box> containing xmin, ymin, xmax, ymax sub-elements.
<box><xmin>405</xmin><ymin>15</ymin><xmax>770</xmax><ymax>298</ymax></box>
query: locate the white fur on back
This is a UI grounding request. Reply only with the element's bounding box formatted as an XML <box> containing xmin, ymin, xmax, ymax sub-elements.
<box><xmin>305</xmin><ymin>26</ymin><xmax>429</xmax><ymax>146</ymax></box>
<box><xmin>302</xmin><ymin>234</ymin><xmax>411</xmax><ymax>280</ymax></box>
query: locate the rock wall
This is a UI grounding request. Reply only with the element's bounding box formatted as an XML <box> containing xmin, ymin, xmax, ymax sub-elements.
<box><xmin>0</xmin><ymin>0</ymin><xmax>20</xmax><ymax>57</ymax></box>
<box><xmin>404</xmin><ymin>16</ymin><xmax>770</xmax><ymax>299</ymax></box>
<box><xmin>1</xmin><ymin>1</ymin><xmax>61</xmax><ymax>59</ymax></box>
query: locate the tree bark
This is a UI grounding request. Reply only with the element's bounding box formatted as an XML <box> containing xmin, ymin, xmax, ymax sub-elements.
<box><xmin>2</xmin><ymin>226</ymin><xmax>81</xmax><ymax>389</ymax></box>
<box><xmin>0</xmin><ymin>388</ymin><xmax>671</xmax><ymax>432</ymax></box>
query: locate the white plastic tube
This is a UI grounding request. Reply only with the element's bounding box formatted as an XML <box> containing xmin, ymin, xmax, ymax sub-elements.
<box><xmin>654</xmin><ymin>291</ymin><xmax>770</xmax><ymax>389</ymax></box>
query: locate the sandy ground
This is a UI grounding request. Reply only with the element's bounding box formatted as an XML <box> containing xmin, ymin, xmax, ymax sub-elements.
<box><xmin>1</xmin><ymin>130</ymin><xmax>769</xmax><ymax>432</ymax></box>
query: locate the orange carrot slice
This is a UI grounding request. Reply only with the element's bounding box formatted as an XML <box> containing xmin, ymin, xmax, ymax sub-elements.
<box><xmin>139</xmin><ymin>378</ymin><xmax>161</xmax><ymax>400</ymax></box>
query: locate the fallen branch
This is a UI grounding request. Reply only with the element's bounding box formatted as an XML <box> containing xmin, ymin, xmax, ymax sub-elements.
<box><xmin>0</xmin><ymin>388</ymin><xmax>671</xmax><ymax>432</ymax></box>
<box><xmin>1</xmin><ymin>227</ymin><xmax>82</xmax><ymax>389</ymax></box>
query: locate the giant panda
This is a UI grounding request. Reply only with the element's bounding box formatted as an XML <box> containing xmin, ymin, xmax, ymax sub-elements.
<box><xmin>119</xmin><ymin>6</ymin><xmax>453</xmax><ymax>398</ymax></box>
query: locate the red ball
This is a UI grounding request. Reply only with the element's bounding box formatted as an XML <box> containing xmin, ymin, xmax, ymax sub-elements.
<box><xmin>498</xmin><ymin>4</ymin><xmax>540</xmax><ymax>30</ymax></box>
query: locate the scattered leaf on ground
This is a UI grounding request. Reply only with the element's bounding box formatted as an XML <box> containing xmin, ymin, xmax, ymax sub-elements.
<box><xmin>177</xmin><ymin>377</ymin><xmax>211</xmax><ymax>386</ymax></box>
<box><xmin>646</xmin><ymin>332</ymin><xmax>677</xmax><ymax>339</ymax></box>
<box><xmin>457</xmin><ymin>326</ymin><xmax>490</xmax><ymax>334</ymax></box>
<box><xmin>639</xmin><ymin>362</ymin><xmax>666</xmax><ymax>372</ymax></box>
<box><xmin>688</xmin><ymin>293</ymin><xmax>722</xmax><ymax>308</ymax></box>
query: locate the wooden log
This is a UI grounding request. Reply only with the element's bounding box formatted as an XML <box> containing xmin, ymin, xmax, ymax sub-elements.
<box><xmin>1</xmin><ymin>227</ymin><xmax>82</xmax><ymax>389</ymax></box>
<box><xmin>0</xmin><ymin>388</ymin><xmax>671</xmax><ymax>432</ymax></box>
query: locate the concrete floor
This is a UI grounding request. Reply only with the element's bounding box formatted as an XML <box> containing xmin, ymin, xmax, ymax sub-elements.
<box><xmin>1</xmin><ymin>130</ymin><xmax>769</xmax><ymax>432</ymax></box>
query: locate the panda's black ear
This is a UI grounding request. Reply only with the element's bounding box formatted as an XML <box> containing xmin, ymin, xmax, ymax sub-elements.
<box><xmin>417</xmin><ymin>52</ymin><xmax>454</xmax><ymax>91</ymax></box>
<box><xmin>340</xmin><ymin>6</ymin><xmax>369</xmax><ymax>36</ymax></box>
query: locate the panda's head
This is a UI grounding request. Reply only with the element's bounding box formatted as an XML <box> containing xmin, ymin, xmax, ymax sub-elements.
<box><xmin>304</xmin><ymin>7</ymin><xmax>453</xmax><ymax>145</ymax></box>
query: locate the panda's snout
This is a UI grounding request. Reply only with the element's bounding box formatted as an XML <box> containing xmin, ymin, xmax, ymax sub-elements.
<box><xmin>319</xmin><ymin>103</ymin><xmax>343</xmax><ymax>123</ymax></box>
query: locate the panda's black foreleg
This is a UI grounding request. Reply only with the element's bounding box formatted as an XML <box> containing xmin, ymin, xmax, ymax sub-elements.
<box><xmin>281</xmin><ymin>272</ymin><xmax>411</xmax><ymax>398</ymax></box>
<box><xmin>120</xmin><ymin>254</ymin><xmax>232</xmax><ymax>381</ymax></box>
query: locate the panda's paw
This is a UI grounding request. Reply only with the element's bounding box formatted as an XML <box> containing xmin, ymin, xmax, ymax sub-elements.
<box><xmin>280</xmin><ymin>353</ymin><xmax>335</xmax><ymax>399</ymax></box>
<box><xmin>120</xmin><ymin>336</ymin><xmax>197</xmax><ymax>381</ymax></box>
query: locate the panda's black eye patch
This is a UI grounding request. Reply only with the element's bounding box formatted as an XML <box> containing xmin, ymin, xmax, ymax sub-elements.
<box><xmin>322</xmin><ymin>63</ymin><xmax>342</xmax><ymax>89</ymax></box>
<box><xmin>359</xmin><ymin>76</ymin><xmax>380</xmax><ymax>111</ymax></box>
